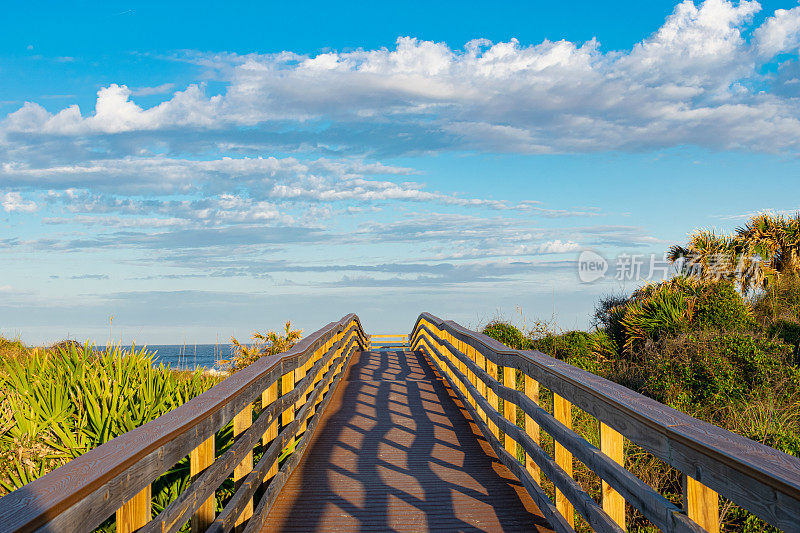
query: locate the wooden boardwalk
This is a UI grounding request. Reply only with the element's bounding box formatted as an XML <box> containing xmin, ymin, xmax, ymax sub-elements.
<box><xmin>263</xmin><ymin>349</ymin><xmax>552</xmax><ymax>532</ymax></box>
<box><xmin>7</xmin><ymin>314</ymin><xmax>798</xmax><ymax>533</ymax></box>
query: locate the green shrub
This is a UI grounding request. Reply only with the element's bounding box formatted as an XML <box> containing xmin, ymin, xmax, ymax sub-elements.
<box><xmin>481</xmin><ymin>321</ymin><xmax>527</xmax><ymax>349</ymax></box>
<box><xmin>691</xmin><ymin>280</ymin><xmax>756</xmax><ymax>331</ymax></box>
<box><xmin>598</xmin><ymin>278</ymin><xmax>755</xmax><ymax>357</ymax></box>
<box><xmin>530</xmin><ymin>331</ymin><xmax>605</xmax><ymax>375</ymax></box>
<box><xmin>641</xmin><ymin>332</ymin><xmax>797</xmax><ymax>409</ymax></box>
<box><xmin>768</xmin><ymin>320</ymin><xmax>800</xmax><ymax>359</ymax></box>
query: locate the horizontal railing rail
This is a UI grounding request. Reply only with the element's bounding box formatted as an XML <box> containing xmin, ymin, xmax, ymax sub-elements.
<box><xmin>0</xmin><ymin>314</ymin><xmax>369</xmax><ymax>533</ymax></box>
<box><xmin>369</xmin><ymin>334</ymin><xmax>408</xmax><ymax>350</ymax></box>
<box><xmin>411</xmin><ymin>312</ymin><xmax>800</xmax><ymax>533</ymax></box>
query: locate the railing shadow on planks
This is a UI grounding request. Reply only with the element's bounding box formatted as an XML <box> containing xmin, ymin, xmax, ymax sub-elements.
<box><xmin>411</xmin><ymin>312</ymin><xmax>800</xmax><ymax>533</ymax></box>
<box><xmin>0</xmin><ymin>314</ymin><xmax>369</xmax><ymax>533</ymax></box>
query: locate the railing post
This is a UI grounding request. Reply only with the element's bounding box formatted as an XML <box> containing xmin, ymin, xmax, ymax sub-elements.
<box><xmin>685</xmin><ymin>475</ymin><xmax>719</xmax><ymax>533</ymax></box>
<box><xmin>281</xmin><ymin>368</ymin><xmax>295</xmax><ymax>430</ymax></box>
<box><xmin>553</xmin><ymin>394</ymin><xmax>574</xmax><ymax>528</ymax></box>
<box><xmin>503</xmin><ymin>365</ymin><xmax>518</xmax><ymax>460</ymax></box>
<box><xmin>233</xmin><ymin>404</ymin><xmax>253</xmax><ymax>532</ymax></box>
<box><xmin>190</xmin><ymin>435</ymin><xmax>215</xmax><ymax>532</ymax></box>
<box><xmin>262</xmin><ymin>381</ymin><xmax>279</xmax><ymax>483</ymax></box>
<box><xmin>116</xmin><ymin>484</ymin><xmax>151</xmax><ymax>533</ymax></box>
<box><xmin>475</xmin><ymin>348</ymin><xmax>488</xmax><ymax>423</ymax></box>
<box><xmin>486</xmin><ymin>357</ymin><xmax>500</xmax><ymax>439</ymax></box>
<box><xmin>600</xmin><ymin>422</ymin><xmax>625</xmax><ymax>528</ymax></box>
<box><xmin>524</xmin><ymin>374</ymin><xmax>541</xmax><ymax>485</ymax></box>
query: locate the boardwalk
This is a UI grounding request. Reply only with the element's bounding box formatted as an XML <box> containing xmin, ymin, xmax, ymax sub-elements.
<box><xmin>6</xmin><ymin>314</ymin><xmax>796</xmax><ymax>533</ymax></box>
<box><xmin>263</xmin><ymin>349</ymin><xmax>552</xmax><ymax>532</ymax></box>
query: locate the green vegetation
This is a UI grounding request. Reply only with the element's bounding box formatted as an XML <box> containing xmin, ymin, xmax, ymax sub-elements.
<box><xmin>0</xmin><ymin>321</ymin><xmax>305</xmax><ymax>530</ymax></box>
<box><xmin>481</xmin><ymin>212</ymin><xmax>800</xmax><ymax>532</ymax></box>
<box><xmin>0</xmin><ymin>341</ymin><xmax>223</xmax><ymax>530</ymax></box>
<box><xmin>223</xmin><ymin>321</ymin><xmax>302</xmax><ymax>373</ymax></box>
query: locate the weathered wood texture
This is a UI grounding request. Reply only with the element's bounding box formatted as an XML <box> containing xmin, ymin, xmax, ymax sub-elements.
<box><xmin>0</xmin><ymin>314</ymin><xmax>369</xmax><ymax>533</ymax></box>
<box><xmin>412</xmin><ymin>313</ymin><xmax>800</xmax><ymax>532</ymax></box>
<box><xmin>262</xmin><ymin>349</ymin><xmax>552</xmax><ymax>532</ymax></box>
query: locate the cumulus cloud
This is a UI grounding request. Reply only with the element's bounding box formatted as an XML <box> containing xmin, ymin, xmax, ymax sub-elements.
<box><xmin>755</xmin><ymin>4</ymin><xmax>800</xmax><ymax>57</ymax></box>
<box><xmin>5</xmin><ymin>1</ymin><xmax>800</xmax><ymax>154</ymax></box>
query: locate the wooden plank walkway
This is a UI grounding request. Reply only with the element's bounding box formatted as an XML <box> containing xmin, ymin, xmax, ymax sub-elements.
<box><xmin>262</xmin><ymin>349</ymin><xmax>552</xmax><ymax>532</ymax></box>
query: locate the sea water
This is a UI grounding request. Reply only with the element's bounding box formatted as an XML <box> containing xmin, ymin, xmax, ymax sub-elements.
<box><xmin>124</xmin><ymin>344</ymin><xmax>235</xmax><ymax>371</ymax></box>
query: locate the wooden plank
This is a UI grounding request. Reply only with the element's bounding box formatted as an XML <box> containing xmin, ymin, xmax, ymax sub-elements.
<box><xmin>261</xmin><ymin>382</ymin><xmax>279</xmax><ymax>483</ymax></box>
<box><xmin>503</xmin><ymin>365</ymin><xmax>518</xmax><ymax>460</ymax></box>
<box><xmin>554</xmin><ymin>394</ymin><xmax>574</xmax><ymax>528</ymax></box>
<box><xmin>148</xmin><ymin>335</ymin><xmax>353</xmax><ymax>533</ymax></box>
<box><xmin>600</xmin><ymin>423</ymin><xmax>625</xmax><ymax>529</ymax></box>
<box><xmin>685</xmin><ymin>476</ymin><xmax>719</xmax><ymax>533</ymax></box>
<box><xmin>525</xmin><ymin>374</ymin><xmax>541</xmax><ymax>485</ymax></box>
<box><xmin>281</xmin><ymin>371</ymin><xmax>295</xmax><ymax>429</ymax></box>
<box><xmin>233</xmin><ymin>405</ymin><xmax>253</xmax><ymax>532</ymax></box>
<box><xmin>190</xmin><ymin>436</ymin><xmax>215</xmax><ymax>532</ymax></box>
<box><xmin>116</xmin><ymin>484</ymin><xmax>151</xmax><ymax>533</ymax></box>
<box><xmin>259</xmin><ymin>348</ymin><xmax>553</xmax><ymax>533</ymax></box>
<box><xmin>211</xmin><ymin>337</ymin><xmax>358</xmax><ymax>533</ymax></box>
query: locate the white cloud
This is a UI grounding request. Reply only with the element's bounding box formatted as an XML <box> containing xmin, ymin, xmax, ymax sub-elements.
<box><xmin>1</xmin><ymin>192</ymin><xmax>37</xmax><ymax>213</ymax></box>
<box><xmin>754</xmin><ymin>4</ymin><xmax>800</xmax><ymax>57</ymax></box>
<box><xmin>5</xmin><ymin>1</ymin><xmax>800</xmax><ymax>153</ymax></box>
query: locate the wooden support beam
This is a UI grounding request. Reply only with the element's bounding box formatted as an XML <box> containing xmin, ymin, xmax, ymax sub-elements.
<box><xmin>553</xmin><ymin>394</ymin><xmax>574</xmax><ymax>528</ymax></box>
<box><xmin>190</xmin><ymin>435</ymin><xmax>215</xmax><ymax>532</ymax></box>
<box><xmin>503</xmin><ymin>365</ymin><xmax>518</xmax><ymax>460</ymax></box>
<box><xmin>262</xmin><ymin>382</ymin><xmax>279</xmax><ymax>484</ymax></box>
<box><xmin>233</xmin><ymin>405</ymin><xmax>253</xmax><ymax>532</ymax></box>
<box><xmin>116</xmin><ymin>484</ymin><xmax>151</xmax><ymax>533</ymax></box>
<box><xmin>685</xmin><ymin>475</ymin><xmax>719</xmax><ymax>533</ymax></box>
<box><xmin>524</xmin><ymin>374</ymin><xmax>541</xmax><ymax>485</ymax></box>
<box><xmin>600</xmin><ymin>422</ymin><xmax>626</xmax><ymax>529</ymax></box>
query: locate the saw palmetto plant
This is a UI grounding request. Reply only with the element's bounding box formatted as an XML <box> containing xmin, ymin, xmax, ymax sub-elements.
<box><xmin>0</xmin><ymin>341</ymin><xmax>223</xmax><ymax>530</ymax></box>
<box><xmin>669</xmin><ymin>212</ymin><xmax>800</xmax><ymax>293</ymax></box>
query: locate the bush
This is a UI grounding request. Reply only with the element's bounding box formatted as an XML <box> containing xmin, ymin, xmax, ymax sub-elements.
<box><xmin>530</xmin><ymin>331</ymin><xmax>606</xmax><ymax>375</ymax></box>
<box><xmin>599</xmin><ymin>278</ymin><xmax>755</xmax><ymax>357</ymax></box>
<box><xmin>640</xmin><ymin>332</ymin><xmax>797</xmax><ymax>409</ymax></box>
<box><xmin>768</xmin><ymin>320</ymin><xmax>800</xmax><ymax>359</ymax></box>
<box><xmin>481</xmin><ymin>321</ymin><xmax>527</xmax><ymax>349</ymax></box>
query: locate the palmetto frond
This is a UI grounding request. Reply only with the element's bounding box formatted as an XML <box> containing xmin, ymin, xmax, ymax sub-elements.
<box><xmin>669</xmin><ymin>214</ymin><xmax>800</xmax><ymax>293</ymax></box>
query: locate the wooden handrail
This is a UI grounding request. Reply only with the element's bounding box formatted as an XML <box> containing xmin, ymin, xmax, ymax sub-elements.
<box><xmin>0</xmin><ymin>314</ymin><xmax>369</xmax><ymax>532</ymax></box>
<box><xmin>411</xmin><ymin>312</ymin><xmax>800</xmax><ymax>533</ymax></box>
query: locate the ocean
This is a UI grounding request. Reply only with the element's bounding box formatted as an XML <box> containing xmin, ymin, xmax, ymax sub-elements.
<box><xmin>125</xmin><ymin>344</ymin><xmax>235</xmax><ymax>371</ymax></box>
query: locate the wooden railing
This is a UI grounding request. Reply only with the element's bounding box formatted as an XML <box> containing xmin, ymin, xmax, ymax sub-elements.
<box><xmin>0</xmin><ymin>314</ymin><xmax>369</xmax><ymax>533</ymax></box>
<box><xmin>368</xmin><ymin>334</ymin><xmax>409</xmax><ymax>351</ymax></box>
<box><xmin>411</xmin><ymin>312</ymin><xmax>800</xmax><ymax>533</ymax></box>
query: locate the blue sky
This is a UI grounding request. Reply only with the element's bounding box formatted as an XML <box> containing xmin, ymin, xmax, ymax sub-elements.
<box><xmin>2</xmin><ymin>0</ymin><xmax>800</xmax><ymax>345</ymax></box>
